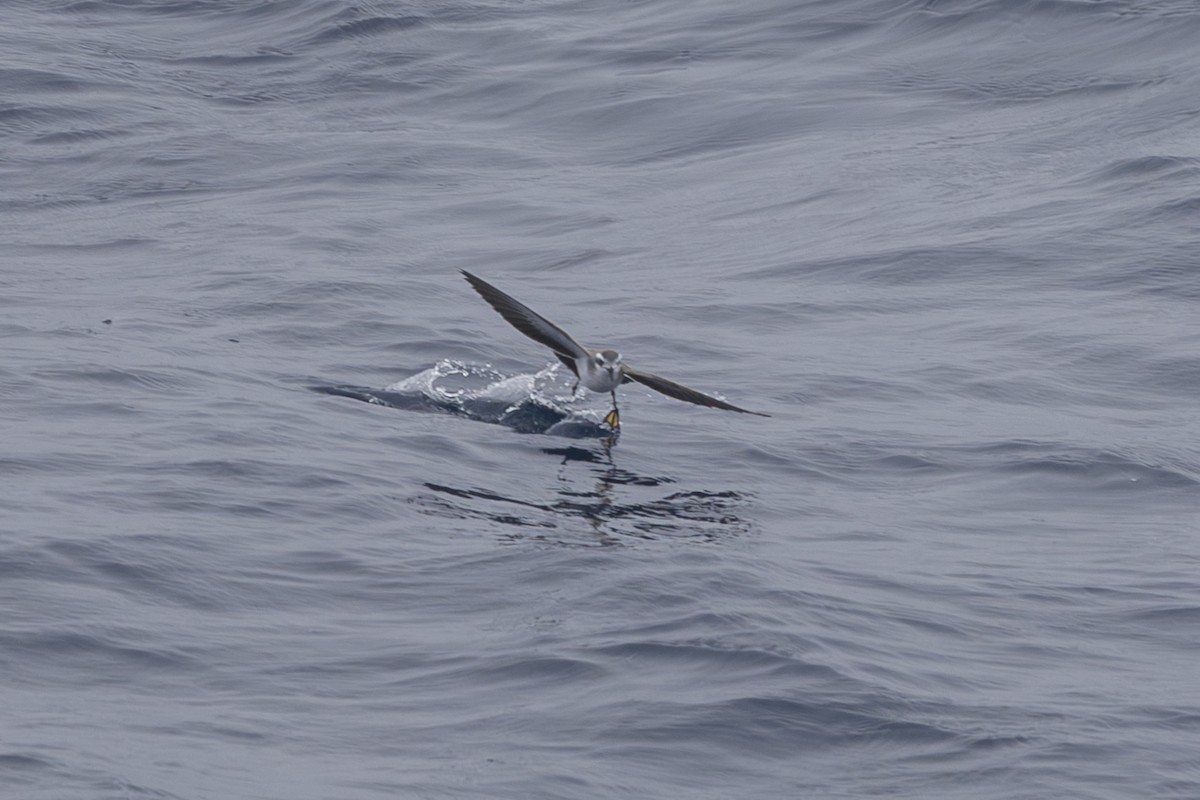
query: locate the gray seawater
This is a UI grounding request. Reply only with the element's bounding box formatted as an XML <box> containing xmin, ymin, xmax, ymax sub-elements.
<box><xmin>3</xmin><ymin>1</ymin><xmax>1199</xmax><ymax>798</ymax></box>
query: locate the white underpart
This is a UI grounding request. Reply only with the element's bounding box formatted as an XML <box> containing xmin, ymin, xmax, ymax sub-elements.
<box><xmin>577</xmin><ymin>351</ymin><xmax>624</xmax><ymax>393</ymax></box>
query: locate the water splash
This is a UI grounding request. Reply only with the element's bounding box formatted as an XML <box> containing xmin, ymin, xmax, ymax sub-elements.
<box><xmin>314</xmin><ymin>359</ymin><xmax>614</xmax><ymax>438</ymax></box>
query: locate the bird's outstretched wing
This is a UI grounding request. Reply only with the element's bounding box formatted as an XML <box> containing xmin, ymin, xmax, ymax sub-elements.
<box><xmin>623</xmin><ymin>365</ymin><xmax>770</xmax><ymax>416</ymax></box>
<box><xmin>461</xmin><ymin>270</ymin><xmax>588</xmax><ymax>375</ymax></box>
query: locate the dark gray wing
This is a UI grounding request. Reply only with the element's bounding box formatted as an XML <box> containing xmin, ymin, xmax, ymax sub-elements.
<box><xmin>461</xmin><ymin>270</ymin><xmax>588</xmax><ymax>375</ymax></box>
<box><xmin>623</xmin><ymin>365</ymin><xmax>770</xmax><ymax>416</ymax></box>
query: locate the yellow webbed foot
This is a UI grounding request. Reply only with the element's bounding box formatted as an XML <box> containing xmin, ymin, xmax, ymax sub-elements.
<box><xmin>603</xmin><ymin>408</ymin><xmax>620</xmax><ymax>429</ymax></box>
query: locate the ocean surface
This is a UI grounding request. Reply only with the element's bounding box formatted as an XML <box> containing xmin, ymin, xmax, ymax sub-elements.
<box><xmin>3</xmin><ymin>1</ymin><xmax>1198</xmax><ymax>798</ymax></box>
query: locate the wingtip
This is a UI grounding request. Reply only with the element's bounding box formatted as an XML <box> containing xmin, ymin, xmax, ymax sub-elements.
<box><xmin>461</xmin><ymin>269</ymin><xmax>486</xmax><ymax>292</ymax></box>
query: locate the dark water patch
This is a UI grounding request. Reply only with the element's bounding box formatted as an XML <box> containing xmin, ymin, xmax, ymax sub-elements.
<box><xmin>144</xmin><ymin>720</ymin><xmax>269</xmax><ymax>743</ymax></box>
<box><xmin>799</xmin><ymin>374</ymin><xmax>930</xmax><ymax>405</ymax></box>
<box><xmin>290</xmin><ymin>6</ymin><xmax>427</xmax><ymax>49</ymax></box>
<box><xmin>1</xmin><ymin>627</ymin><xmax>196</xmax><ymax>677</ymax></box>
<box><xmin>33</xmin><ymin>366</ymin><xmax>193</xmax><ymax>393</ymax></box>
<box><xmin>0</xmin><ymin>453</ymin><xmax>125</xmax><ymax>482</ymax></box>
<box><xmin>591</xmin><ymin>640</ymin><xmax>838</xmax><ymax>682</ymax></box>
<box><xmin>450</xmin><ymin>654</ymin><xmax>608</xmax><ymax>687</ymax></box>
<box><xmin>1129</xmin><ymin>707</ymin><xmax>1200</xmax><ymax>729</ymax></box>
<box><xmin>595</xmin><ymin>694</ymin><xmax>959</xmax><ymax>759</ymax></box>
<box><xmin>0</xmin><ymin>752</ymin><xmax>55</xmax><ymax>772</ymax></box>
<box><xmin>1112</xmin><ymin>0</ymin><xmax>1200</xmax><ymax>19</ymax></box>
<box><xmin>1117</xmin><ymin>604</ymin><xmax>1200</xmax><ymax>626</ymax></box>
<box><xmin>1085</xmin><ymin>155</ymin><xmax>1200</xmax><ymax>185</ymax></box>
<box><xmin>61</xmin><ymin>0</ymin><xmax>294</xmax><ymax>17</ymax></box>
<box><xmin>1148</xmin><ymin>193</ymin><xmax>1200</xmax><ymax>221</ymax></box>
<box><xmin>74</xmin><ymin>174</ymin><xmax>209</xmax><ymax>205</ymax></box>
<box><xmin>258</xmin><ymin>548</ymin><xmax>386</xmax><ymax>579</ymax></box>
<box><xmin>753</xmin><ymin>244</ymin><xmax>1037</xmax><ymax>286</ymax></box>
<box><xmin>1125</xmin><ymin>352</ymin><xmax>1200</xmax><ymax>397</ymax></box>
<box><xmin>256</xmin><ymin>647</ymin><xmax>462</xmax><ymax>682</ymax></box>
<box><xmin>312</xmin><ymin>14</ymin><xmax>425</xmax><ymax>45</ymax></box>
<box><xmin>1084</xmin><ymin>251</ymin><xmax>1200</xmax><ymax>299</ymax></box>
<box><xmin>44</xmin><ymin>538</ymin><xmax>241</xmax><ymax>611</ymax></box>
<box><xmin>0</xmin><ymin>102</ymin><xmax>96</xmax><ymax>137</ymax></box>
<box><xmin>873</xmin><ymin>453</ymin><xmax>950</xmax><ymax>472</ymax></box>
<box><xmin>165</xmin><ymin>49</ymin><xmax>297</xmax><ymax>68</ymax></box>
<box><xmin>710</xmin><ymin>188</ymin><xmax>840</xmax><ymax>222</ymax></box>
<box><xmin>890</xmin><ymin>66</ymin><xmax>1164</xmax><ymax>105</ymax></box>
<box><xmin>15</xmin><ymin>237</ymin><xmax>156</xmax><ymax>253</ymax></box>
<box><xmin>972</xmin><ymin>442</ymin><xmax>1199</xmax><ymax>491</ymax></box>
<box><xmin>148</xmin><ymin>459</ymin><xmax>356</xmax><ymax>493</ymax></box>
<box><xmin>0</xmin><ymin>67</ymin><xmax>102</xmax><ymax>94</ymax></box>
<box><xmin>0</xmin><ymin>541</ymin><xmax>84</xmax><ymax>582</ymax></box>
<box><xmin>0</xmin><ymin>456</ymin><xmax>66</xmax><ymax>478</ymax></box>
<box><xmin>959</xmin><ymin>374</ymin><xmax>1119</xmax><ymax>409</ymax></box>
<box><xmin>914</xmin><ymin>0</ymin><xmax>1125</xmax><ymax>21</ymax></box>
<box><xmin>60</xmin><ymin>483</ymin><xmax>317</xmax><ymax>521</ymax></box>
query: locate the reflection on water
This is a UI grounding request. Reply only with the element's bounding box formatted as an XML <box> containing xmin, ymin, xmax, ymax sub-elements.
<box><xmin>417</xmin><ymin>442</ymin><xmax>749</xmax><ymax>545</ymax></box>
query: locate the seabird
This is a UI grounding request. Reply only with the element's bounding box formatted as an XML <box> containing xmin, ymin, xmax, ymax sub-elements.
<box><xmin>461</xmin><ymin>270</ymin><xmax>769</xmax><ymax>427</ymax></box>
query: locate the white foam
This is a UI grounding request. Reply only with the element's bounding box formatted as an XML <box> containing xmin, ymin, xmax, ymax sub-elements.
<box><xmin>386</xmin><ymin>359</ymin><xmax>582</xmax><ymax>416</ymax></box>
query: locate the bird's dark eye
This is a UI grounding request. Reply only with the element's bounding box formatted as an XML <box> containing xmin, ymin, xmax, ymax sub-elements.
<box><xmin>595</xmin><ymin>356</ymin><xmax>603</xmax><ymax>365</ymax></box>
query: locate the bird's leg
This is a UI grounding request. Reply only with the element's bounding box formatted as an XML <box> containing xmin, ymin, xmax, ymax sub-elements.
<box><xmin>603</xmin><ymin>389</ymin><xmax>620</xmax><ymax>429</ymax></box>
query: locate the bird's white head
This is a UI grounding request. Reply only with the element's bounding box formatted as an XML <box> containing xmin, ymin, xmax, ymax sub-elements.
<box><xmin>594</xmin><ymin>349</ymin><xmax>622</xmax><ymax>371</ymax></box>
<box><xmin>581</xmin><ymin>349</ymin><xmax>624</xmax><ymax>393</ymax></box>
